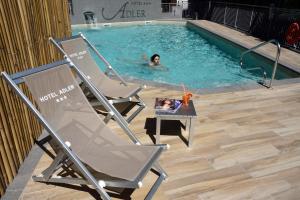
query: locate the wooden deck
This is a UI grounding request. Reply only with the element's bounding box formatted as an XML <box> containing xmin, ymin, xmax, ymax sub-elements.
<box><xmin>19</xmin><ymin>82</ymin><xmax>300</xmax><ymax>200</ymax></box>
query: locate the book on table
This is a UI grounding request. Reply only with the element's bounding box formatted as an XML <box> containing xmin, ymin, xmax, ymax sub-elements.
<box><xmin>154</xmin><ymin>98</ymin><xmax>182</xmax><ymax>113</ymax></box>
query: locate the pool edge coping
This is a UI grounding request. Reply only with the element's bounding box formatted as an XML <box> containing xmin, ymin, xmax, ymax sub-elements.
<box><xmin>116</xmin><ymin>75</ymin><xmax>300</xmax><ymax>95</ymax></box>
<box><xmin>187</xmin><ymin>20</ymin><xmax>300</xmax><ymax>75</ymax></box>
<box><xmin>71</xmin><ymin>19</ymin><xmax>187</xmax><ymax>29</ymax></box>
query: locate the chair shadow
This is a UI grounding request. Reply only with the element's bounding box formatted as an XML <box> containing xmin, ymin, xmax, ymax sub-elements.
<box><xmin>94</xmin><ymin>101</ymin><xmax>138</xmax><ymax>116</ymax></box>
<box><xmin>44</xmin><ymin>182</ymin><xmax>134</xmax><ymax>200</ymax></box>
<box><xmin>144</xmin><ymin>118</ymin><xmax>188</xmax><ymax>146</ymax></box>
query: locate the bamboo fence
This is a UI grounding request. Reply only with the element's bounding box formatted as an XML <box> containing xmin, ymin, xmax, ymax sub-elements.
<box><xmin>0</xmin><ymin>0</ymin><xmax>71</xmax><ymax>196</ymax></box>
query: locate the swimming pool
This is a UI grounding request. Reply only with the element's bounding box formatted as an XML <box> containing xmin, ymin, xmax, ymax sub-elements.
<box><xmin>73</xmin><ymin>23</ymin><xmax>299</xmax><ymax>89</ymax></box>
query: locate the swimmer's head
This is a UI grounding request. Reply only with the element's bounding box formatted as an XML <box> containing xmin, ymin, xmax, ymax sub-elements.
<box><xmin>150</xmin><ymin>54</ymin><xmax>160</xmax><ymax>66</ymax></box>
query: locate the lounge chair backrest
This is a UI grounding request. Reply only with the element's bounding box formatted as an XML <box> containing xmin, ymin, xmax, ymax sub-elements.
<box><xmin>24</xmin><ymin>64</ymin><xmax>118</xmax><ymax>143</ymax></box>
<box><xmin>60</xmin><ymin>38</ymin><xmax>111</xmax><ymax>86</ymax></box>
<box><xmin>23</xmin><ymin>64</ymin><xmax>154</xmax><ymax>180</ymax></box>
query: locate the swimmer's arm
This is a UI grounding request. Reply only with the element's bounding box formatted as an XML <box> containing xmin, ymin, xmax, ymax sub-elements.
<box><xmin>142</xmin><ymin>54</ymin><xmax>148</xmax><ymax>61</ymax></box>
<box><xmin>158</xmin><ymin>64</ymin><xmax>169</xmax><ymax>71</ymax></box>
<box><xmin>148</xmin><ymin>63</ymin><xmax>169</xmax><ymax>71</ymax></box>
<box><xmin>117</xmin><ymin>57</ymin><xmax>144</xmax><ymax>65</ymax></box>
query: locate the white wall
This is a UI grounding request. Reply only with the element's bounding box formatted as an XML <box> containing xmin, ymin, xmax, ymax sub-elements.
<box><xmin>70</xmin><ymin>0</ymin><xmax>163</xmax><ymax>24</ymax></box>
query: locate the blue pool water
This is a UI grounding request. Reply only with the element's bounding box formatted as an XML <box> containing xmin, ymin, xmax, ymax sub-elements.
<box><xmin>73</xmin><ymin>24</ymin><xmax>299</xmax><ymax>89</ymax></box>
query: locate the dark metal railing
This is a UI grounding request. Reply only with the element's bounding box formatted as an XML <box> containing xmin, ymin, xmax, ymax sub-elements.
<box><xmin>189</xmin><ymin>1</ymin><xmax>300</xmax><ymax>52</ymax></box>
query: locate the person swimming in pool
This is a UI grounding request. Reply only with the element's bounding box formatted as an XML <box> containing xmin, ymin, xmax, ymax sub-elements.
<box><xmin>119</xmin><ymin>54</ymin><xmax>168</xmax><ymax>71</ymax></box>
<box><xmin>142</xmin><ymin>54</ymin><xmax>168</xmax><ymax>71</ymax></box>
<box><xmin>149</xmin><ymin>54</ymin><xmax>161</xmax><ymax>66</ymax></box>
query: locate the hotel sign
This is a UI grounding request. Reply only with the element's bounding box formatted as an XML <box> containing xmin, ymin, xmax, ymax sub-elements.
<box><xmin>70</xmin><ymin>0</ymin><xmax>162</xmax><ymax>24</ymax></box>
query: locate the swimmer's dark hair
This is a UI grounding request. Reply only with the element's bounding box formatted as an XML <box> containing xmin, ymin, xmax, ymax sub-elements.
<box><xmin>150</xmin><ymin>54</ymin><xmax>160</xmax><ymax>62</ymax></box>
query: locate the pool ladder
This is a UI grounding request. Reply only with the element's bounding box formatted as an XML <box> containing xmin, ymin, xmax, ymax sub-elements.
<box><xmin>240</xmin><ymin>39</ymin><xmax>281</xmax><ymax>88</ymax></box>
<box><xmin>241</xmin><ymin>66</ymin><xmax>267</xmax><ymax>85</ymax></box>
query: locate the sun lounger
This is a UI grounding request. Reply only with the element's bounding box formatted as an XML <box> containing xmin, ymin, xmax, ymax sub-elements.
<box><xmin>50</xmin><ymin>34</ymin><xmax>146</xmax><ymax>124</ymax></box>
<box><xmin>1</xmin><ymin>60</ymin><xmax>167</xmax><ymax>200</ymax></box>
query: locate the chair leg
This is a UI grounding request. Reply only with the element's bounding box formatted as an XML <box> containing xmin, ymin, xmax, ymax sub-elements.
<box><xmin>41</xmin><ymin>151</ymin><xmax>67</xmax><ymax>181</ymax></box>
<box><xmin>127</xmin><ymin>95</ymin><xmax>146</xmax><ymax>123</ymax></box>
<box><xmin>144</xmin><ymin>172</ymin><xmax>165</xmax><ymax>200</ymax></box>
<box><xmin>127</xmin><ymin>104</ymin><xmax>145</xmax><ymax>123</ymax></box>
<box><xmin>153</xmin><ymin>162</ymin><xmax>168</xmax><ymax>179</ymax></box>
<box><xmin>104</xmin><ymin>112</ymin><xmax>114</xmax><ymax>124</ymax></box>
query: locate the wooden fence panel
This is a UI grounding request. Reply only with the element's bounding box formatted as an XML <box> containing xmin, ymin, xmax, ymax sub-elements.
<box><xmin>0</xmin><ymin>0</ymin><xmax>71</xmax><ymax>197</ymax></box>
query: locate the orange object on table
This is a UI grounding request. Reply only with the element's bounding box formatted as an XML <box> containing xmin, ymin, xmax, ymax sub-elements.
<box><xmin>182</xmin><ymin>92</ymin><xmax>192</xmax><ymax>106</ymax></box>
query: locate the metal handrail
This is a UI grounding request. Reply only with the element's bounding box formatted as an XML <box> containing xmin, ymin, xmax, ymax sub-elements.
<box><xmin>240</xmin><ymin>39</ymin><xmax>281</xmax><ymax>88</ymax></box>
<box><xmin>212</xmin><ymin>1</ymin><xmax>300</xmax><ymax>12</ymax></box>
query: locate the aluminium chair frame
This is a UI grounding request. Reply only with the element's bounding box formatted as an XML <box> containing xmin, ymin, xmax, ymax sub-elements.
<box><xmin>69</xmin><ymin>56</ymin><xmax>169</xmax><ymax>179</ymax></box>
<box><xmin>1</xmin><ymin>60</ymin><xmax>167</xmax><ymax>200</ymax></box>
<box><xmin>67</xmin><ymin>56</ymin><xmax>169</xmax><ymax>152</ymax></box>
<box><xmin>50</xmin><ymin>33</ymin><xmax>146</xmax><ymax>124</ymax></box>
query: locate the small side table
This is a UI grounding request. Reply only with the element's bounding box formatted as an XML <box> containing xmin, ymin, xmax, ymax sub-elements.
<box><xmin>155</xmin><ymin>100</ymin><xmax>197</xmax><ymax>147</ymax></box>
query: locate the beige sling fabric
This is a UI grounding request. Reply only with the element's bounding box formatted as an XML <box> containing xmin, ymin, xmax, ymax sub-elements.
<box><xmin>24</xmin><ymin>65</ymin><xmax>158</xmax><ymax>181</ymax></box>
<box><xmin>61</xmin><ymin>38</ymin><xmax>140</xmax><ymax>98</ymax></box>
